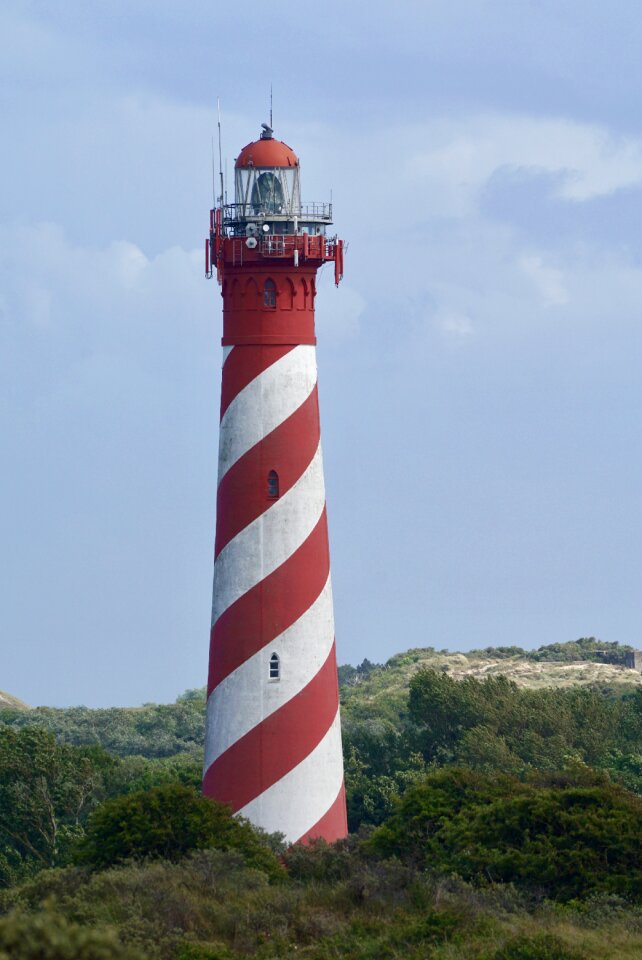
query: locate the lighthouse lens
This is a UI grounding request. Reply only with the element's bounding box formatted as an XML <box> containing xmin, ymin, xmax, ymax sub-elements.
<box><xmin>251</xmin><ymin>172</ymin><xmax>285</xmax><ymax>215</ymax></box>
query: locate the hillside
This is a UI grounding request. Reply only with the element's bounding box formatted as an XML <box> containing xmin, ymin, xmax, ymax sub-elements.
<box><xmin>1</xmin><ymin>637</ymin><xmax>640</xmax><ymax>959</ymax></box>
<box><xmin>340</xmin><ymin>643</ymin><xmax>642</xmax><ymax>722</ymax></box>
<box><xmin>0</xmin><ymin>690</ymin><xmax>28</xmax><ymax>710</ymax></box>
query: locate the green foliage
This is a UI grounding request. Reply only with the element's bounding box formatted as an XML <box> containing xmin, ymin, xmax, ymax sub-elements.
<box><xmin>78</xmin><ymin>784</ymin><xmax>282</xmax><ymax>877</ymax></box>
<box><xmin>0</xmin><ymin>908</ymin><xmax>145</xmax><ymax>959</ymax></box>
<box><xmin>484</xmin><ymin>934</ymin><xmax>588</xmax><ymax>959</ymax></box>
<box><xmin>0</xmin><ymin>726</ymin><xmax>206</xmax><ymax>887</ymax></box>
<box><xmin>371</xmin><ymin>768</ymin><xmax>642</xmax><ymax>901</ymax></box>
<box><xmin>342</xmin><ymin>717</ymin><xmax>427</xmax><ymax>830</ymax></box>
<box><xmin>465</xmin><ymin>646</ymin><xmax>528</xmax><ymax>660</ymax></box>
<box><xmin>101</xmin><ymin>754</ymin><xmax>202</xmax><ymax>799</ymax></box>
<box><xmin>529</xmin><ymin>637</ymin><xmax>635</xmax><ymax>665</ymax></box>
<box><xmin>2</xmin><ymin>660</ymin><xmax>641</xmax><ymax>957</ymax></box>
<box><xmin>407</xmin><ymin>668</ymin><xmax>639</xmax><ymax>775</ymax></box>
<box><xmin>338</xmin><ymin>659</ymin><xmax>382</xmax><ymax>688</ymax></box>
<box><xmin>0</xmin><ymin>691</ymin><xmax>206</xmax><ymax>759</ymax></box>
<box><xmin>4</xmin><ymin>850</ymin><xmax>636</xmax><ymax>960</ymax></box>
<box><xmin>0</xmin><ymin>727</ymin><xmax>101</xmax><ymax>886</ymax></box>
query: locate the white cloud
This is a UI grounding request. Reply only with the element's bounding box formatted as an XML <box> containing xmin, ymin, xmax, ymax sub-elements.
<box><xmin>519</xmin><ymin>255</ymin><xmax>569</xmax><ymax>307</ymax></box>
<box><xmin>405</xmin><ymin>115</ymin><xmax>642</xmax><ymax>215</ymax></box>
<box><xmin>434</xmin><ymin>308</ymin><xmax>474</xmax><ymax>339</ymax></box>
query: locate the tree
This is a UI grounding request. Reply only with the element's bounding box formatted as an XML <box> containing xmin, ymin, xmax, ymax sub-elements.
<box><xmin>77</xmin><ymin>784</ymin><xmax>283</xmax><ymax>878</ymax></box>
<box><xmin>0</xmin><ymin>727</ymin><xmax>100</xmax><ymax>885</ymax></box>
<box><xmin>370</xmin><ymin>768</ymin><xmax>642</xmax><ymax>901</ymax></box>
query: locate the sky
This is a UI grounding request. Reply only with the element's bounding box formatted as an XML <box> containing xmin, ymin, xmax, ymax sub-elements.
<box><xmin>2</xmin><ymin>0</ymin><xmax>642</xmax><ymax>707</ymax></box>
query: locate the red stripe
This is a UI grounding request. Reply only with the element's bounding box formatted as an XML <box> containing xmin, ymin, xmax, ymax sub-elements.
<box><xmin>296</xmin><ymin>782</ymin><xmax>348</xmax><ymax>845</ymax></box>
<box><xmin>203</xmin><ymin>644</ymin><xmax>339</xmax><ymax>812</ymax></box>
<box><xmin>208</xmin><ymin>508</ymin><xmax>331</xmax><ymax>692</ymax></box>
<box><xmin>220</xmin><ymin>345</ymin><xmax>295</xmax><ymax>419</ymax></box>
<box><xmin>215</xmin><ymin>386</ymin><xmax>321</xmax><ymax>557</ymax></box>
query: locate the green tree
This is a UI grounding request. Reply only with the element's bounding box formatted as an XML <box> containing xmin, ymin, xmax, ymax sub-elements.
<box><xmin>0</xmin><ymin>727</ymin><xmax>100</xmax><ymax>885</ymax></box>
<box><xmin>77</xmin><ymin>784</ymin><xmax>283</xmax><ymax>878</ymax></box>
<box><xmin>371</xmin><ymin>768</ymin><xmax>642</xmax><ymax>901</ymax></box>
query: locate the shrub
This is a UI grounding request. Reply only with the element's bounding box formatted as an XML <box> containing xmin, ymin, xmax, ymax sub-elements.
<box><xmin>487</xmin><ymin>933</ymin><xmax>587</xmax><ymax>959</ymax></box>
<box><xmin>370</xmin><ymin>768</ymin><xmax>642</xmax><ymax>901</ymax></box>
<box><xmin>0</xmin><ymin>908</ymin><xmax>145</xmax><ymax>959</ymax></box>
<box><xmin>77</xmin><ymin>784</ymin><xmax>282</xmax><ymax>878</ymax></box>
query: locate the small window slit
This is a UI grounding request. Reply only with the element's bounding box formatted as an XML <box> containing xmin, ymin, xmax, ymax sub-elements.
<box><xmin>267</xmin><ymin>470</ymin><xmax>279</xmax><ymax>499</ymax></box>
<box><xmin>269</xmin><ymin>652</ymin><xmax>280</xmax><ymax>681</ymax></box>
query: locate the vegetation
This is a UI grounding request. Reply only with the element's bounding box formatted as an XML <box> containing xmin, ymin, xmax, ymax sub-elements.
<box><xmin>371</xmin><ymin>768</ymin><xmax>642</xmax><ymax>901</ymax></box>
<box><xmin>78</xmin><ymin>784</ymin><xmax>283</xmax><ymax>877</ymax></box>
<box><xmin>0</xmin><ymin>638</ymin><xmax>640</xmax><ymax>957</ymax></box>
<box><xmin>0</xmin><ymin>693</ymin><xmax>205</xmax><ymax>759</ymax></box>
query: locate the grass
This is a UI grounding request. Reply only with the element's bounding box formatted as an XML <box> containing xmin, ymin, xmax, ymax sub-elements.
<box><xmin>340</xmin><ymin>648</ymin><xmax>642</xmax><ymax>724</ymax></box>
<box><xmin>2</xmin><ymin>849</ymin><xmax>641</xmax><ymax>960</ymax></box>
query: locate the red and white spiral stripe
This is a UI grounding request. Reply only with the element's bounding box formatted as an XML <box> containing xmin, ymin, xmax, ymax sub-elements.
<box><xmin>203</xmin><ymin>343</ymin><xmax>347</xmax><ymax>844</ymax></box>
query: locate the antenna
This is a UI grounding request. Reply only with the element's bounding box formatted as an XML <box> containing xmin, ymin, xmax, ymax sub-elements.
<box><xmin>270</xmin><ymin>84</ymin><xmax>273</xmax><ymax>130</ymax></box>
<box><xmin>211</xmin><ymin>137</ymin><xmax>216</xmax><ymax>208</ymax></box>
<box><xmin>217</xmin><ymin>97</ymin><xmax>224</xmax><ymax>211</ymax></box>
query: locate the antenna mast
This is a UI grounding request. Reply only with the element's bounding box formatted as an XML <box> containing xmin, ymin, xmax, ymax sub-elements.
<box><xmin>270</xmin><ymin>84</ymin><xmax>273</xmax><ymax>130</ymax></box>
<box><xmin>211</xmin><ymin>137</ymin><xmax>216</xmax><ymax>208</ymax></box>
<box><xmin>217</xmin><ymin>98</ymin><xmax>224</xmax><ymax>211</ymax></box>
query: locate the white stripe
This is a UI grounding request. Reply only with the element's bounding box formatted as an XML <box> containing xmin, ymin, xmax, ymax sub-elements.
<box><xmin>217</xmin><ymin>345</ymin><xmax>317</xmax><ymax>484</ymax></box>
<box><xmin>204</xmin><ymin>576</ymin><xmax>334</xmax><ymax>769</ymax></box>
<box><xmin>211</xmin><ymin>442</ymin><xmax>326</xmax><ymax>625</ymax></box>
<box><xmin>238</xmin><ymin>709</ymin><xmax>344</xmax><ymax>843</ymax></box>
<box><xmin>222</xmin><ymin>345</ymin><xmax>234</xmax><ymax>365</ymax></box>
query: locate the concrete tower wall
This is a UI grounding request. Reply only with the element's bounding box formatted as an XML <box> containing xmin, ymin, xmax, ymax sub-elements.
<box><xmin>203</xmin><ymin>341</ymin><xmax>346</xmax><ymax>844</ymax></box>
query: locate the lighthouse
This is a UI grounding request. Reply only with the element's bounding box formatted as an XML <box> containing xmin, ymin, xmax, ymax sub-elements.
<box><xmin>202</xmin><ymin>122</ymin><xmax>348</xmax><ymax>845</ymax></box>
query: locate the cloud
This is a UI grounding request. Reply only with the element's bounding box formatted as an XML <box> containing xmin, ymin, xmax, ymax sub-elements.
<box><xmin>434</xmin><ymin>308</ymin><xmax>474</xmax><ymax>339</ymax></box>
<box><xmin>405</xmin><ymin>115</ymin><xmax>642</xmax><ymax>216</ymax></box>
<box><xmin>519</xmin><ymin>255</ymin><xmax>569</xmax><ymax>307</ymax></box>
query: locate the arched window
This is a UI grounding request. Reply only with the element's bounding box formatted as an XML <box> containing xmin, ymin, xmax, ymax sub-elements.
<box><xmin>269</xmin><ymin>652</ymin><xmax>280</xmax><ymax>680</ymax></box>
<box><xmin>264</xmin><ymin>278</ymin><xmax>276</xmax><ymax>308</ymax></box>
<box><xmin>267</xmin><ymin>470</ymin><xmax>279</xmax><ymax>499</ymax></box>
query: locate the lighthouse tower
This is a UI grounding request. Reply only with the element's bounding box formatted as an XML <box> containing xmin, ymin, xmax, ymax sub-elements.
<box><xmin>202</xmin><ymin>122</ymin><xmax>348</xmax><ymax>845</ymax></box>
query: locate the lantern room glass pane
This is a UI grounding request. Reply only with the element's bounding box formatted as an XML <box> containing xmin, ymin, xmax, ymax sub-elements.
<box><xmin>235</xmin><ymin>166</ymin><xmax>301</xmax><ymax>219</ymax></box>
<box><xmin>252</xmin><ymin>172</ymin><xmax>285</xmax><ymax>215</ymax></box>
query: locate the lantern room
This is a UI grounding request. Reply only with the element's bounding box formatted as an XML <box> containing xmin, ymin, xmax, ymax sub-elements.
<box><xmin>225</xmin><ymin>123</ymin><xmax>332</xmax><ymax>237</ymax></box>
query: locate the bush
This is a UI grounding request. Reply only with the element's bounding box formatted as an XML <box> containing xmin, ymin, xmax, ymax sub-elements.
<box><xmin>0</xmin><ymin>908</ymin><xmax>145</xmax><ymax>959</ymax></box>
<box><xmin>77</xmin><ymin>784</ymin><xmax>282</xmax><ymax>878</ymax></box>
<box><xmin>486</xmin><ymin>933</ymin><xmax>587</xmax><ymax>959</ymax></box>
<box><xmin>370</xmin><ymin>768</ymin><xmax>642</xmax><ymax>901</ymax></box>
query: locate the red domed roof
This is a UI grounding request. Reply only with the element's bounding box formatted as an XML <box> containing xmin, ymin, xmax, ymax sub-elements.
<box><xmin>235</xmin><ymin>136</ymin><xmax>299</xmax><ymax>169</ymax></box>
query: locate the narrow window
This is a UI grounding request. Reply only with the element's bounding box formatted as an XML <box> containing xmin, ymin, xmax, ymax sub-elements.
<box><xmin>269</xmin><ymin>652</ymin><xmax>280</xmax><ymax>680</ymax></box>
<box><xmin>267</xmin><ymin>470</ymin><xmax>279</xmax><ymax>499</ymax></box>
<box><xmin>264</xmin><ymin>278</ymin><xmax>276</xmax><ymax>308</ymax></box>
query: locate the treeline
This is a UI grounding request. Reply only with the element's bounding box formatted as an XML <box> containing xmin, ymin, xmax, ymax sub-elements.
<box><xmin>0</xmin><ymin>644</ymin><xmax>641</xmax><ymax>958</ymax></box>
<box><xmin>468</xmin><ymin>636</ymin><xmax>638</xmax><ymax>665</ymax></box>
<box><xmin>339</xmin><ymin>638</ymin><xmax>639</xmax><ymax>682</ymax></box>
<box><xmin>344</xmin><ymin>670</ymin><xmax>642</xmax><ymax>829</ymax></box>
<box><xmin>0</xmin><ymin>689</ymin><xmax>205</xmax><ymax>759</ymax></box>
<box><xmin>0</xmin><ymin>756</ymin><xmax>640</xmax><ymax>958</ymax></box>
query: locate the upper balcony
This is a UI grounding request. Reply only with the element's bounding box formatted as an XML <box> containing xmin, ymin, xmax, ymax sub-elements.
<box><xmin>222</xmin><ymin>202</ymin><xmax>333</xmax><ymax>237</ymax></box>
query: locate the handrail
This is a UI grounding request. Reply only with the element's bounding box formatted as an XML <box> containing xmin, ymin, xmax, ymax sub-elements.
<box><xmin>223</xmin><ymin>201</ymin><xmax>333</xmax><ymax>223</ymax></box>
